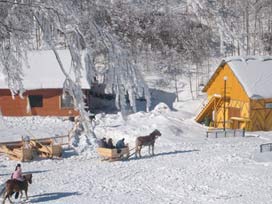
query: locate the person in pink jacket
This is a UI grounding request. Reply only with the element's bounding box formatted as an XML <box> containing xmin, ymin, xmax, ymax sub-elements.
<box><xmin>12</xmin><ymin>163</ymin><xmax>24</xmax><ymax>181</ymax></box>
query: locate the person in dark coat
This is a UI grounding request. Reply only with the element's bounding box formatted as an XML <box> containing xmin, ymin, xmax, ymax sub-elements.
<box><xmin>107</xmin><ymin>138</ymin><xmax>115</xmax><ymax>149</ymax></box>
<box><xmin>98</xmin><ymin>137</ymin><xmax>108</xmax><ymax>148</ymax></box>
<box><xmin>116</xmin><ymin>138</ymin><xmax>125</xmax><ymax>149</ymax></box>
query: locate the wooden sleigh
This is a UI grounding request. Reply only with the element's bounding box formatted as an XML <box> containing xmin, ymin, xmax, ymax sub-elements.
<box><xmin>0</xmin><ymin>136</ymin><xmax>65</xmax><ymax>161</ymax></box>
<box><xmin>30</xmin><ymin>139</ymin><xmax>62</xmax><ymax>158</ymax></box>
<box><xmin>97</xmin><ymin>146</ymin><xmax>130</xmax><ymax>161</ymax></box>
<box><xmin>0</xmin><ymin>144</ymin><xmax>33</xmax><ymax>162</ymax></box>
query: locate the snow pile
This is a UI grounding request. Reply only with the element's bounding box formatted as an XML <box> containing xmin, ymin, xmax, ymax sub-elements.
<box><xmin>74</xmin><ymin>134</ymin><xmax>98</xmax><ymax>158</ymax></box>
<box><xmin>152</xmin><ymin>102</ymin><xmax>171</xmax><ymax>113</ymax></box>
<box><xmin>93</xmin><ymin>104</ymin><xmax>186</xmax><ymax>148</ymax></box>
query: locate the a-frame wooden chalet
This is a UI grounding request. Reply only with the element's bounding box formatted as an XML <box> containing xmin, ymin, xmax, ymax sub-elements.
<box><xmin>196</xmin><ymin>56</ymin><xmax>272</xmax><ymax>131</ymax></box>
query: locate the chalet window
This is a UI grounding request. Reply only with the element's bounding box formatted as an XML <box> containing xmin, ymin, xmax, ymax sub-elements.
<box><xmin>61</xmin><ymin>93</ymin><xmax>74</xmax><ymax>108</ymax></box>
<box><xmin>29</xmin><ymin>95</ymin><xmax>43</xmax><ymax>107</ymax></box>
<box><xmin>265</xmin><ymin>103</ymin><xmax>272</xmax><ymax>109</ymax></box>
<box><xmin>228</xmin><ymin>107</ymin><xmax>240</xmax><ymax>118</ymax></box>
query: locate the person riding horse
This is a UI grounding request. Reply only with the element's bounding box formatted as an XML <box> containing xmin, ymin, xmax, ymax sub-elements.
<box><xmin>12</xmin><ymin>164</ymin><xmax>24</xmax><ymax>182</ymax></box>
<box><xmin>2</xmin><ymin>164</ymin><xmax>33</xmax><ymax>204</ymax></box>
<box><xmin>11</xmin><ymin>163</ymin><xmax>24</xmax><ymax>199</ymax></box>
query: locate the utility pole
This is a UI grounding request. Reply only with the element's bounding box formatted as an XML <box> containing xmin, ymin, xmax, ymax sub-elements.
<box><xmin>223</xmin><ymin>76</ymin><xmax>228</xmax><ymax>131</ymax></box>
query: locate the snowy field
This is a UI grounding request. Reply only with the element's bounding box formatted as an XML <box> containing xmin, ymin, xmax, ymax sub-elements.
<box><xmin>1</xmin><ymin>87</ymin><xmax>272</xmax><ymax>203</ymax></box>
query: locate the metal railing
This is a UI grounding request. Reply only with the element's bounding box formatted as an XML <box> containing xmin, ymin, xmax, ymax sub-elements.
<box><xmin>260</xmin><ymin>143</ymin><xmax>272</xmax><ymax>153</ymax></box>
<box><xmin>206</xmin><ymin>128</ymin><xmax>245</xmax><ymax>138</ymax></box>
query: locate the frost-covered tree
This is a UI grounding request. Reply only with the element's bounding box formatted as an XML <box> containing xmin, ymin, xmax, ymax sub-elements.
<box><xmin>188</xmin><ymin>0</ymin><xmax>272</xmax><ymax>56</ymax></box>
<box><xmin>0</xmin><ymin>0</ymin><xmax>151</xmax><ymax>148</ymax></box>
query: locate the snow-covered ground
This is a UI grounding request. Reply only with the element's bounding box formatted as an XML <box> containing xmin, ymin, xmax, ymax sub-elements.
<box><xmin>1</xmin><ymin>82</ymin><xmax>272</xmax><ymax>204</ymax></box>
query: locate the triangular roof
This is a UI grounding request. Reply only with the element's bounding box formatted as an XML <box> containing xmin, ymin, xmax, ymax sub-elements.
<box><xmin>203</xmin><ymin>56</ymin><xmax>272</xmax><ymax>99</ymax></box>
<box><xmin>0</xmin><ymin>50</ymin><xmax>90</xmax><ymax>90</ymax></box>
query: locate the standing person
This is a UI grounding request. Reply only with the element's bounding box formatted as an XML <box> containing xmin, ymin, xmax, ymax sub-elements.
<box><xmin>107</xmin><ymin>138</ymin><xmax>115</xmax><ymax>149</ymax></box>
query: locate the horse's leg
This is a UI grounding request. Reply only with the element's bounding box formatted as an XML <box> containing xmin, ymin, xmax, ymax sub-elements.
<box><xmin>24</xmin><ymin>189</ymin><xmax>28</xmax><ymax>200</ymax></box>
<box><xmin>2</xmin><ymin>191</ymin><xmax>6</xmax><ymax>204</ymax></box>
<box><xmin>3</xmin><ymin>190</ymin><xmax>12</xmax><ymax>204</ymax></box>
<box><xmin>7</xmin><ymin>194</ymin><xmax>12</xmax><ymax>204</ymax></box>
<box><xmin>148</xmin><ymin>145</ymin><xmax>151</xmax><ymax>155</ymax></box>
<box><xmin>6</xmin><ymin>193</ymin><xmax>12</xmax><ymax>204</ymax></box>
<box><xmin>2</xmin><ymin>194</ymin><xmax>6</xmax><ymax>204</ymax></box>
<box><xmin>152</xmin><ymin>144</ymin><xmax>154</xmax><ymax>156</ymax></box>
<box><xmin>135</xmin><ymin>146</ymin><xmax>138</xmax><ymax>158</ymax></box>
<box><xmin>20</xmin><ymin>190</ymin><xmax>23</xmax><ymax>199</ymax></box>
<box><xmin>139</xmin><ymin>146</ymin><xmax>142</xmax><ymax>158</ymax></box>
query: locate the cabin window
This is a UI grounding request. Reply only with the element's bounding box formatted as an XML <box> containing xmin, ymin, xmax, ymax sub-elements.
<box><xmin>61</xmin><ymin>93</ymin><xmax>74</xmax><ymax>108</ymax></box>
<box><xmin>265</xmin><ymin>103</ymin><xmax>272</xmax><ymax>109</ymax></box>
<box><xmin>29</xmin><ymin>95</ymin><xmax>43</xmax><ymax>107</ymax></box>
<box><xmin>228</xmin><ymin>107</ymin><xmax>240</xmax><ymax>118</ymax></box>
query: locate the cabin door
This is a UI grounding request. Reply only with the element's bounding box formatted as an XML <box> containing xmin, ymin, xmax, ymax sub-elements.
<box><xmin>228</xmin><ymin>107</ymin><xmax>241</xmax><ymax>129</ymax></box>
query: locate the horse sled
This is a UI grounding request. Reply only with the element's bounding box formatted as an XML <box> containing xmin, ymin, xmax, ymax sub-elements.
<box><xmin>97</xmin><ymin>146</ymin><xmax>130</xmax><ymax>161</ymax></box>
<box><xmin>96</xmin><ymin>129</ymin><xmax>162</xmax><ymax>161</ymax></box>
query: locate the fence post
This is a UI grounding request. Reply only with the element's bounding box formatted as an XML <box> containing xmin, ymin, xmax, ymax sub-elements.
<box><xmin>206</xmin><ymin>132</ymin><xmax>208</xmax><ymax>138</ymax></box>
<box><xmin>260</xmin><ymin>144</ymin><xmax>263</xmax><ymax>153</ymax></box>
<box><xmin>242</xmin><ymin>128</ymin><xmax>245</xmax><ymax>137</ymax></box>
<box><xmin>215</xmin><ymin>132</ymin><xmax>218</xmax><ymax>138</ymax></box>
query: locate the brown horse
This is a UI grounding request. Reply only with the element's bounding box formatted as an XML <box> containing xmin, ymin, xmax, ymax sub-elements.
<box><xmin>135</xmin><ymin>129</ymin><xmax>161</xmax><ymax>158</ymax></box>
<box><xmin>2</xmin><ymin>174</ymin><xmax>32</xmax><ymax>204</ymax></box>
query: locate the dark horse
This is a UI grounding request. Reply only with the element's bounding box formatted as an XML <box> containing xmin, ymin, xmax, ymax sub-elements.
<box><xmin>2</xmin><ymin>174</ymin><xmax>32</xmax><ymax>204</ymax></box>
<box><xmin>135</xmin><ymin>129</ymin><xmax>162</xmax><ymax>158</ymax></box>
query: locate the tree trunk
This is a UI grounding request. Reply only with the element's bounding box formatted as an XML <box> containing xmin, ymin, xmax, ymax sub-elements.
<box><xmin>246</xmin><ymin>5</ymin><xmax>250</xmax><ymax>55</ymax></box>
<box><xmin>174</xmin><ymin>66</ymin><xmax>179</xmax><ymax>102</ymax></box>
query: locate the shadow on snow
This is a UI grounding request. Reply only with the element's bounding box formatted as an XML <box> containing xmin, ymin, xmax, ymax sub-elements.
<box><xmin>29</xmin><ymin>192</ymin><xmax>80</xmax><ymax>203</ymax></box>
<box><xmin>128</xmin><ymin>149</ymin><xmax>199</xmax><ymax>161</ymax></box>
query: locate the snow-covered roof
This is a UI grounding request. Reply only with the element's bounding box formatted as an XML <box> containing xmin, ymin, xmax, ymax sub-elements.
<box><xmin>0</xmin><ymin>50</ymin><xmax>90</xmax><ymax>90</ymax></box>
<box><xmin>222</xmin><ymin>56</ymin><xmax>272</xmax><ymax>99</ymax></box>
